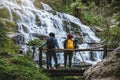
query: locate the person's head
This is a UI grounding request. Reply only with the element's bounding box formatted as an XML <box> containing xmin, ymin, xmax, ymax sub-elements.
<box><xmin>49</xmin><ymin>32</ymin><xmax>55</xmax><ymax>37</ymax></box>
<box><xmin>67</xmin><ymin>34</ymin><xmax>73</xmax><ymax>39</ymax></box>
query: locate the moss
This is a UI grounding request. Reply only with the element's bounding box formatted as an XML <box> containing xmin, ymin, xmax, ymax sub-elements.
<box><xmin>71</xmin><ymin>22</ymin><xmax>80</xmax><ymax>32</ymax></box>
<box><xmin>0</xmin><ymin>18</ymin><xmax>17</xmax><ymax>32</ymax></box>
<box><xmin>0</xmin><ymin>8</ymin><xmax>10</xmax><ymax>19</ymax></box>
<box><xmin>0</xmin><ymin>5</ymin><xmax>19</xmax><ymax>21</ymax></box>
<box><xmin>0</xmin><ymin>18</ymin><xmax>7</xmax><ymax>27</ymax></box>
<box><xmin>5</xmin><ymin>20</ymin><xmax>17</xmax><ymax>32</ymax></box>
<box><xmin>33</xmin><ymin>0</ymin><xmax>43</xmax><ymax>9</ymax></box>
<box><xmin>12</xmin><ymin>11</ymin><xmax>20</xmax><ymax>21</ymax></box>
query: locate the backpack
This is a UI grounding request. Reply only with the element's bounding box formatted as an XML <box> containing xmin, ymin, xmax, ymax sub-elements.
<box><xmin>74</xmin><ymin>39</ymin><xmax>79</xmax><ymax>48</ymax></box>
<box><xmin>64</xmin><ymin>39</ymin><xmax>74</xmax><ymax>49</ymax></box>
<box><xmin>47</xmin><ymin>38</ymin><xmax>55</xmax><ymax>49</ymax></box>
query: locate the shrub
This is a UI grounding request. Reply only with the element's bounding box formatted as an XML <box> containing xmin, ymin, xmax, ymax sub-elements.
<box><xmin>0</xmin><ymin>55</ymin><xmax>50</xmax><ymax>80</ymax></box>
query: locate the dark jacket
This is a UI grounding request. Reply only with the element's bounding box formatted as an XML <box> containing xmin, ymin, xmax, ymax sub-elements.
<box><xmin>42</xmin><ymin>36</ymin><xmax>59</xmax><ymax>48</ymax></box>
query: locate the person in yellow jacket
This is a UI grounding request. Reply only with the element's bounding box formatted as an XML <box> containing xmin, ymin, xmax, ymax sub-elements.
<box><xmin>64</xmin><ymin>34</ymin><xmax>74</xmax><ymax>69</ymax></box>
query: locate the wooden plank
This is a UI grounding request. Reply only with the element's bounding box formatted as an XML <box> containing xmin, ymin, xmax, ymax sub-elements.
<box><xmin>42</xmin><ymin>69</ymin><xmax>85</xmax><ymax>76</ymax></box>
<box><xmin>41</xmin><ymin>48</ymin><xmax>114</xmax><ymax>52</ymax></box>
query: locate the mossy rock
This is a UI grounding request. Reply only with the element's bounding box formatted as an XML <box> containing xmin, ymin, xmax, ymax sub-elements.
<box><xmin>0</xmin><ymin>18</ymin><xmax>17</xmax><ymax>32</ymax></box>
<box><xmin>5</xmin><ymin>20</ymin><xmax>17</xmax><ymax>32</ymax></box>
<box><xmin>33</xmin><ymin>0</ymin><xmax>44</xmax><ymax>9</ymax></box>
<box><xmin>0</xmin><ymin>18</ymin><xmax>6</xmax><ymax>28</ymax></box>
<box><xmin>0</xmin><ymin>6</ymin><xmax>19</xmax><ymax>21</ymax></box>
<box><xmin>12</xmin><ymin>11</ymin><xmax>20</xmax><ymax>21</ymax></box>
<box><xmin>0</xmin><ymin>8</ymin><xmax>10</xmax><ymax>19</ymax></box>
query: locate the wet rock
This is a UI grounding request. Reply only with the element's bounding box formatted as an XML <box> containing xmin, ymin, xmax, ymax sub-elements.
<box><xmin>91</xmin><ymin>27</ymin><xmax>103</xmax><ymax>32</ymax></box>
<box><xmin>13</xmin><ymin>33</ymin><xmax>25</xmax><ymax>45</ymax></box>
<box><xmin>84</xmin><ymin>47</ymin><xmax>120</xmax><ymax>80</ymax></box>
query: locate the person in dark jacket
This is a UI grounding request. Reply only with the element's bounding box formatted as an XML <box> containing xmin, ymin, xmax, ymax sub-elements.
<box><xmin>41</xmin><ymin>32</ymin><xmax>59</xmax><ymax>69</ymax></box>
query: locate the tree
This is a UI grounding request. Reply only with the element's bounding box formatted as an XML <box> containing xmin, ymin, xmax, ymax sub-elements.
<box><xmin>26</xmin><ymin>39</ymin><xmax>43</xmax><ymax>59</ymax></box>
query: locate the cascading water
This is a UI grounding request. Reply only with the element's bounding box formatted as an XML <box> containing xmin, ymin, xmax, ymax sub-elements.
<box><xmin>0</xmin><ymin>0</ymin><xmax>103</xmax><ymax>65</ymax></box>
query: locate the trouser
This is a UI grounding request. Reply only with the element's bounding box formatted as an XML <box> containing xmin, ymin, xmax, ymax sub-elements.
<box><xmin>64</xmin><ymin>51</ymin><xmax>73</xmax><ymax>68</ymax></box>
<box><xmin>47</xmin><ymin>50</ymin><xmax>58</xmax><ymax>69</ymax></box>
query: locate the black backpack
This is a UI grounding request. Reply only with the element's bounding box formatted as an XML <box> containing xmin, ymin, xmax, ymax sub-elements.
<box><xmin>47</xmin><ymin>38</ymin><xmax>55</xmax><ymax>49</ymax></box>
<box><xmin>64</xmin><ymin>39</ymin><xmax>67</xmax><ymax>48</ymax></box>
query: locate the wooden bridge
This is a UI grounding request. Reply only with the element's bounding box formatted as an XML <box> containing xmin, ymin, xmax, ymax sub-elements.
<box><xmin>42</xmin><ymin>69</ymin><xmax>85</xmax><ymax>76</ymax></box>
<box><xmin>37</xmin><ymin>45</ymin><xmax>113</xmax><ymax>76</ymax></box>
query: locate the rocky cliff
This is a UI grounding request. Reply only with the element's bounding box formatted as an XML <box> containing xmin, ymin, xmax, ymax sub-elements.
<box><xmin>84</xmin><ymin>47</ymin><xmax>120</xmax><ymax>80</ymax></box>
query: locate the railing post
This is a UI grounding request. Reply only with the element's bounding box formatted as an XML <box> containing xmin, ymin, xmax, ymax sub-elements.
<box><xmin>32</xmin><ymin>46</ymin><xmax>35</xmax><ymax>59</ymax></box>
<box><xmin>39</xmin><ymin>47</ymin><xmax>42</xmax><ymax>68</ymax></box>
<box><xmin>46</xmin><ymin>52</ymin><xmax>49</xmax><ymax>69</ymax></box>
<box><xmin>103</xmin><ymin>45</ymin><xmax>107</xmax><ymax>58</ymax></box>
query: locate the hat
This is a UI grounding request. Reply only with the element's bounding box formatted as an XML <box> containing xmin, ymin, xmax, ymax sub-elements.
<box><xmin>49</xmin><ymin>32</ymin><xmax>55</xmax><ymax>37</ymax></box>
<box><xmin>67</xmin><ymin>34</ymin><xmax>73</xmax><ymax>39</ymax></box>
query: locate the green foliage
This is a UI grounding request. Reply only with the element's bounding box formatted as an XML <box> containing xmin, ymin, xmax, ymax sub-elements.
<box><xmin>0</xmin><ymin>58</ymin><xmax>8</xmax><ymax>65</ymax></box>
<box><xmin>115</xmin><ymin>13</ymin><xmax>120</xmax><ymax>27</ymax></box>
<box><xmin>46</xmin><ymin>0</ymin><xmax>102</xmax><ymax>26</ymax></box>
<box><xmin>5</xmin><ymin>20</ymin><xmax>17</xmax><ymax>32</ymax></box>
<box><xmin>82</xmin><ymin>11</ymin><xmax>107</xmax><ymax>26</ymax></box>
<box><xmin>0</xmin><ymin>19</ymin><xmax>9</xmax><ymax>52</ymax></box>
<box><xmin>26</xmin><ymin>38</ymin><xmax>43</xmax><ymax>47</ymax></box>
<box><xmin>70</xmin><ymin>1</ymin><xmax>87</xmax><ymax>10</ymax></box>
<box><xmin>26</xmin><ymin>39</ymin><xmax>44</xmax><ymax>58</ymax></box>
<box><xmin>11</xmin><ymin>56</ymin><xmax>35</xmax><ymax>67</ymax></box>
<box><xmin>111</xmin><ymin>0</ymin><xmax>120</xmax><ymax>13</ymax></box>
<box><xmin>0</xmin><ymin>55</ymin><xmax>50</xmax><ymax>80</ymax></box>
<box><xmin>99</xmin><ymin>25</ymin><xmax>120</xmax><ymax>48</ymax></box>
<box><xmin>0</xmin><ymin>19</ymin><xmax>19</xmax><ymax>54</ymax></box>
<box><xmin>25</xmin><ymin>48</ymin><xmax>33</xmax><ymax>57</ymax></box>
<box><xmin>61</xmin><ymin>6</ymin><xmax>73</xmax><ymax>14</ymax></box>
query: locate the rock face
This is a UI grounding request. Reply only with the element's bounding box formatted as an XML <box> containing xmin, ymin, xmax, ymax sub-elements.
<box><xmin>84</xmin><ymin>47</ymin><xmax>120</xmax><ymax>80</ymax></box>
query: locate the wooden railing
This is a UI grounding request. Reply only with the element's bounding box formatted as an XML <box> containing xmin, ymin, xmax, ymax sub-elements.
<box><xmin>38</xmin><ymin>45</ymin><xmax>113</xmax><ymax>69</ymax></box>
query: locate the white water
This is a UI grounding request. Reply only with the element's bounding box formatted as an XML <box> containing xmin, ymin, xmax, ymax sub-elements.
<box><xmin>0</xmin><ymin>0</ymin><xmax>103</xmax><ymax>65</ymax></box>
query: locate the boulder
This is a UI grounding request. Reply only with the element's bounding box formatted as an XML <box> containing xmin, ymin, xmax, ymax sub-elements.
<box><xmin>84</xmin><ymin>47</ymin><xmax>120</xmax><ymax>80</ymax></box>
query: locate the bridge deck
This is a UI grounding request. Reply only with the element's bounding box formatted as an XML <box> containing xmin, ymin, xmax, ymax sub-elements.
<box><xmin>42</xmin><ymin>69</ymin><xmax>86</xmax><ymax>76</ymax></box>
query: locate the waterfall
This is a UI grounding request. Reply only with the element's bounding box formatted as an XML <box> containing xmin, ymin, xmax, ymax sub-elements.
<box><xmin>0</xmin><ymin>0</ymin><xmax>103</xmax><ymax>65</ymax></box>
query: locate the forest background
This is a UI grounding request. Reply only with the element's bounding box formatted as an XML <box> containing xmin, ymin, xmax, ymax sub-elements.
<box><xmin>0</xmin><ymin>0</ymin><xmax>120</xmax><ymax>80</ymax></box>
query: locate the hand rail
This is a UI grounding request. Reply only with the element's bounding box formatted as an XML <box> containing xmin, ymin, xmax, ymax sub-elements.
<box><xmin>39</xmin><ymin>45</ymin><xmax>114</xmax><ymax>68</ymax></box>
